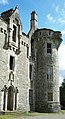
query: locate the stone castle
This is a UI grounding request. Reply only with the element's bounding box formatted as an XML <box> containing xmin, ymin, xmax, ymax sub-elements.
<box><xmin>0</xmin><ymin>6</ymin><xmax>62</xmax><ymax>112</ymax></box>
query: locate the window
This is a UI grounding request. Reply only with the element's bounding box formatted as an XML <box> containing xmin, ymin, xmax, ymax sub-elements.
<box><xmin>10</xmin><ymin>56</ymin><xmax>15</xmax><ymax>71</ymax></box>
<box><xmin>31</xmin><ymin>39</ymin><xmax>34</xmax><ymax>57</ymax></box>
<box><xmin>21</xmin><ymin>41</ymin><xmax>23</xmax><ymax>45</ymax></box>
<box><xmin>40</xmin><ymin>32</ymin><xmax>41</xmax><ymax>35</ymax></box>
<box><xmin>31</xmin><ymin>39</ymin><xmax>34</xmax><ymax>53</ymax></box>
<box><xmin>27</xmin><ymin>46</ymin><xmax>29</xmax><ymax>58</ymax></box>
<box><xmin>47</xmin><ymin>67</ymin><xmax>53</xmax><ymax>81</ymax></box>
<box><xmin>1</xmin><ymin>28</ymin><xmax>3</xmax><ymax>33</ymax></box>
<box><xmin>12</xmin><ymin>25</ymin><xmax>16</xmax><ymax>42</ymax></box>
<box><xmin>30</xmin><ymin>80</ymin><xmax>33</xmax><ymax>89</ymax></box>
<box><xmin>48</xmin><ymin>92</ymin><xmax>53</xmax><ymax>101</ymax></box>
<box><xmin>4</xmin><ymin>34</ymin><xmax>7</xmax><ymax>46</ymax></box>
<box><xmin>4</xmin><ymin>30</ymin><xmax>6</xmax><ymax>34</ymax></box>
<box><xmin>9</xmin><ymin>71</ymin><xmax>14</xmax><ymax>81</ymax></box>
<box><xmin>47</xmin><ymin>43</ymin><xmax>52</xmax><ymax>54</ymax></box>
<box><xmin>49</xmin><ymin>31</ymin><xmax>51</xmax><ymax>36</ymax></box>
<box><xmin>29</xmin><ymin>89</ymin><xmax>33</xmax><ymax>104</ymax></box>
<box><xmin>29</xmin><ymin>64</ymin><xmax>32</xmax><ymax>80</ymax></box>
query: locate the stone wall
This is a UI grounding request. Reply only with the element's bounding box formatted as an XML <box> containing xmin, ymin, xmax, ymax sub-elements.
<box><xmin>0</xmin><ymin>18</ymin><xmax>30</xmax><ymax>111</ymax></box>
<box><xmin>0</xmin><ymin>19</ymin><xmax>8</xmax><ymax>110</ymax></box>
<box><xmin>31</xmin><ymin>29</ymin><xmax>61</xmax><ymax>112</ymax></box>
<box><xmin>0</xmin><ymin>7</ymin><xmax>62</xmax><ymax>113</ymax></box>
<box><xmin>14</xmin><ymin>34</ymin><xmax>30</xmax><ymax>111</ymax></box>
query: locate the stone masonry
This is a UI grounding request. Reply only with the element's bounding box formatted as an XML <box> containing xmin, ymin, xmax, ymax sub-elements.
<box><xmin>0</xmin><ymin>6</ymin><xmax>62</xmax><ymax>112</ymax></box>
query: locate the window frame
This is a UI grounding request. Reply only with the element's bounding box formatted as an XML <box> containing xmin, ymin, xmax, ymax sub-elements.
<box><xmin>47</xmin><ymin>43</ymin><xmax>52</xmax><ymax>54</ymax></box>
<box><xmin>12</xmin><ymin>25</ymin><xmax>17</xmax><ymax>42</ymax></box>
<box><xmin>48</xmin><ymin>92</ymin><xmax>53</xmax><ymax>101</ymax></box>
<box><xmin>9</xmin><ymin>56</ymin><xmax>15</xmax><ymax>71</ymax></box>
<box><xmin>47</xmin><ymin>66</ymin><xmax>53</xmax><ymax>81</ymax></box>
<box><xmin>29</xmin><ymin>64</ymin><xmax>32</xmax><ymax>80</ymax></box>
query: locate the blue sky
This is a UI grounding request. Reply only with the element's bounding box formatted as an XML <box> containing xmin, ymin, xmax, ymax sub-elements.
<box><xmin>0</xmin><ymin>0</ymin><xmax>65</xmax><ymax>36</ymax></box>
<box><xmin>0</xmin><ymin>0</ymin><xmax>65</xmax><ymax>84</ymax></box>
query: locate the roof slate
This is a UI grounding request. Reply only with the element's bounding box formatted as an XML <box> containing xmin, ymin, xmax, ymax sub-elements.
<box><xmin>1</xmin><ymin>8</ymin><xmax>15</xmax><ymax>20</ymax></box>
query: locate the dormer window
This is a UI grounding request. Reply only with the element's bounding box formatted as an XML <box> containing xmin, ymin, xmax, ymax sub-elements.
<box><xmin>12</xmin><ymin>25</ymin><xmax>16</xmax><ymax>42</ymax></box>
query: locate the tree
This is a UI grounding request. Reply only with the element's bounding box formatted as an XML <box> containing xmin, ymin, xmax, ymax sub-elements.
<box><xmin>60</xmin><ymin>79</ymin><xmax>65</xmax><ymax>109</ymax></box>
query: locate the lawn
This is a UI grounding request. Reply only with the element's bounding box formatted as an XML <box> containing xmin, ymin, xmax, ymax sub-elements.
<box><xmin>0</xmin><ymin>110</ymin><xmax>65</xmax><ymax>119</ymax></box>
<box><xmin>0</xmin><ymin>112</ymin><xmax>23</xmax><ymax>119</ymax></box>
<box><xmin>0</xmin><ymin>112</ymin><xmax>35</xmax><ymax>119</ymax></box>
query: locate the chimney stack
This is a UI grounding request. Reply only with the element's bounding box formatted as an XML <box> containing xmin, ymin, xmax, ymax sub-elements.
<box><xmin>30</xmin><ymin>11</ymin><xmax>38</xmax><ymax>31</ymax></box>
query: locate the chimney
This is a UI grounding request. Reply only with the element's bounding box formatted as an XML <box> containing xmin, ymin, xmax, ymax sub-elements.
<box><xmin>30</xmin><ymin>11</ymin><xmax>38</xmax><ymax>31</ymax></box>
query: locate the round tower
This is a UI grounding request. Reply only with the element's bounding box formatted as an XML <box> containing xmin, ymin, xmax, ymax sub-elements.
<box><xmin>32</xmin><ymin>28</ymin><xmax>62</xmax><ymax>112</ymax></box>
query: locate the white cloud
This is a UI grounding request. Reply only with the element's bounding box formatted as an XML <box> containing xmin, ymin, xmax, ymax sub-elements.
<box><xmin>58</xmin><ymin>43</ymin><xmax>65</xmax><ymax>70</ymax></box>
<box><xmin>47</xmin><ymin>14</ymin><xmax>53</xmax><ymax>21</ymax></box>
<box><xmin>47</xmin><ymin>13</ymin><xmax>65</xmax><ymax>26</ymax></box>
<box><xmin>57</xmin><ymin>18</ymin><xmax>65</xmax><ymax>25</ymax></box>
<box><xmin>61</xmin><ymin>30</ymin><xmax>65</xmax><ymax>36</ymax></box>
<box><xmin>0</xmin><ymin>0</ymin><xmax>8</xmax><ymax>5</ymax></box>
<box><xmin>59</xmin><ymin>76</ymin><xmax>63</xmax><ymax>86</ymax></box>
<box><xmin>53</xmin><ymin>4</ymin><xmax>59</xmax><ymax>12</ymax></box>
<box><xmin>58</xmin><ymin>43</ymin><xmax>65</xmax><ymax>85</ymax></box>
<box><xmin>47</xmin><ymin>14</ymin><xmax>55</xmax><ymax>22</ymax></box>
<box><xmin>55</xmin><ymin>5</ymin><xmax>59</xmax><ymax>12</ymax></box>
<box><xmin>64</xmin><ymin>2</ymin><xmax>65</xmax><ymax>8</ymax></box>
<box><xmin>61</xmin><ymin>9</ymin><xmax>65</xmax><ymax>18</ymax></box>
<box><xmin>47</xmin><ymin>4</ymin><xmax>65</xmax><ymax>26</ymax></box>
<box><xmin>59</xmin><ymin>75</ymin><xmax>65</xmax><ymax>86</ymax></box>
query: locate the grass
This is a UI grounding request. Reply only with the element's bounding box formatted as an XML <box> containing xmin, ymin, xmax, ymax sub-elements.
<box><xmin>0</xmin><ymin>110</ymin><xmax>65</xmax><ymax>119</ymax></box>
<box><xmin>0</xmin><ymin>115</ymin><xmax>14</xmax><ymax>119</ymax></box>
<box><xmin>60</xmin><ymin>110</ymin><xmax>65</xmax><ymax>114</ymax></box>
<box><xmin>0</xmin><ymin>114</ymin><xmax>14</xmax><ymax>119</ymax></box>
<box><xmin>0</xmin><ymin>111</ymin><xmax>36</xmax><ymax>119</ymax></box>
<box><xmin>0</xmin><ymin>112</ymin><xmax>23</xmax><ymax>119</ymax></box>
<box><xmin>0</xmin><ymin>112</ymin><xmax>45</xmax><ymax>119</ymax></box>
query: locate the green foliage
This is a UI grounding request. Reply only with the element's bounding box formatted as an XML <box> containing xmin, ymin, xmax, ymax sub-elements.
<box><xmin>60</xmin><ymin>79</ymin><xmax>65</xmax><ymax>109</ymax></box>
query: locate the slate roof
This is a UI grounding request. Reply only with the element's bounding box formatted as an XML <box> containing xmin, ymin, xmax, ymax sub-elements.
<box><xmin>1</xmin><ymin>8</ymin><xmax>14</xmax><ymax>20</ymax></box>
